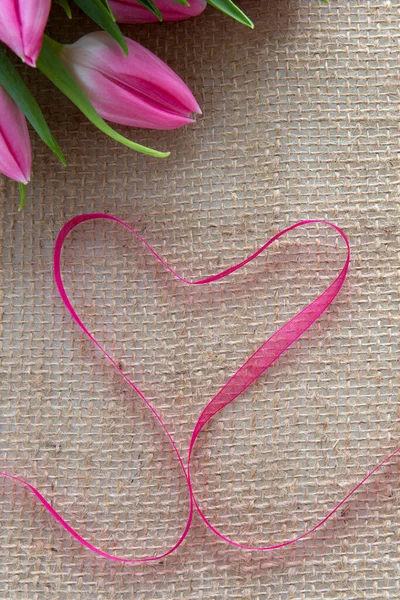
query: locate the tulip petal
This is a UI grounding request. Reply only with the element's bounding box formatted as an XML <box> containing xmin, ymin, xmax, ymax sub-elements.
<box><xmin>0</xmin><ymin>48</ymin><xmax>66</xmax><ymax>165</ymax></box>
<box><xmin>0</xmin><ymin>0</ymin><xmax>51</xmax><ymax>66</ymax></box>
<box><xmin>73</xmin><ymin>67</ymin><xmax>196</xmax><ymax>129</ymax></box>
<box><xmin>18</xmin><ymin>0</ymin><xmax>52</xmax><ymax>65</ymax></box>
<box><xmin>61</xmin><ymin>32</ymin><xmax>201</xmax><ymax>130</ymax></box>
<box><xmin>109</xmin><ymin>0</ymin><xmax>206</xmax><ymax>23</ymax></box>
<box><xmin>0</xmin><ymin>4</ymin><xmax>24</xmax><ymax>62</ymax></box>
<box><xmin>0</xmin><ymin>85</ymin><xmax>31</xmax><ymax>184</ymax></box>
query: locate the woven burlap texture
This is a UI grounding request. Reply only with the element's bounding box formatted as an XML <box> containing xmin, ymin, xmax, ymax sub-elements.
<box><xmin>0</xmin><ymin>0</ymin><xmax>399</xmax><ymax>598</ymax></box>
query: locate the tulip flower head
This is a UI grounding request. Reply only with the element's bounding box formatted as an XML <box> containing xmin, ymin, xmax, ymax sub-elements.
<box><xmin>109</xmin><ymin>0</ymin><xmax>207</xmax><ymax>23</ymax></box>
<box><xmin>0</xmin><ymin>85</ymin><xmax>31</xmax><ymax>184</ymax></box>
<box><xmin>61</xmin><ymin>32</ymin><xmax>201</xmax><ymax>130</ymax></box>
<box><xmin>0</xmin><ymin>0</ymin><xmax>51</xmax><ymax>67</ymax></box>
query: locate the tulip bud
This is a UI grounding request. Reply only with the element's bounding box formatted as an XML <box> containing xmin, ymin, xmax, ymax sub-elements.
<box><xmin>0</xmin><ymin>84</ymin><xmax>31</xmax><ymax>184</ymax></box>
<box><xmin>109</xmin><ymin>0</ymin><xmax>207</xmax><ymax>23</ymax></box>
<box><xmin>0</xmin><ymin>0</ymin><xmax>51</xmax><ymax>67</ymax></box>
<box><xmin>60</xmin><ymin>32</ymin><xmax>201</xmax><ymax>130</ymax></box>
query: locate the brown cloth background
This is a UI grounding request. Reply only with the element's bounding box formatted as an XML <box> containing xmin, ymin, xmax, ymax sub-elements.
<box><xmin>0</xmin><ymin>0</ymin><xmax>399</xmax><ymax>598</ymax></box>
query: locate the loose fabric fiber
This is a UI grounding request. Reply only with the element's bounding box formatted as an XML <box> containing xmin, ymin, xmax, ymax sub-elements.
<box><xmin>0</xmin><ymin>0</ymin><xmax>399</xmax><ymax>598</ymax></box>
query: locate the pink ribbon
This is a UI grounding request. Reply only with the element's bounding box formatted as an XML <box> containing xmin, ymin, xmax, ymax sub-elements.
<box><xmin>1</xmin><ymin>215</ymin><xmax>398</xmax><ymax>562</ymax></box>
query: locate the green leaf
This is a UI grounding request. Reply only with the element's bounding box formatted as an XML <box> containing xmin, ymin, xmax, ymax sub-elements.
<box><xmin>73</xmin><ymin>0</ymin><xmax>128</xmax><ymax>54</ymax></box>
<box><xmin>37</xmin><ymin>37</ymin><xmax>169</xmax><ymax>159</ymax></box>
<box><xmin>207</xmin><ymin>0</ymin><xmax>253</xmax><ymax>28</ymax></box>
<box><xmin>0</xmin><ymin>48</ymin><xmax>66</xmax><ymax>165</ymax></box>
<box><xmin>97</xmin><ymin>0</ymin><xmax>116</xmax><ymax>16</ymax></box>
<box><xmin>136</xmin><ymin>0</ymin><xmax>163</xmax><ymax>21</ymax></box>
<box><xmin>18</xmin><ymin>183</ymin><xmax>27</xmax><ymax>211</ymax></box>
<box><xmin>98</xmin><ymin>0</ymin><xmax>118</xmax><ymax>19</ymax></box>
<box><xmin>169</xmin><ymin>0</ymin><xmax>190</xmax><ymax>5</ymax></box>
<box><xmin>55</xmin><ymin>0</ymin><xmax>72</xmax><ymax>18</ymax></box>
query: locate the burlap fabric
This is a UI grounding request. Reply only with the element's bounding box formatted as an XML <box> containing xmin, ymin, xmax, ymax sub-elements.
<box><xmin>0</xmin><ymin>1</ymin><xmax>399</xmax><ymax>598</ymax></box>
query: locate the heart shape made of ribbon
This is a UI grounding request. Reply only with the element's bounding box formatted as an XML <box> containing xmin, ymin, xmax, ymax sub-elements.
<box><xmin>1</xmin><ymin>214</ymin><xmax>398</xmax><ymax>563</ymax></box>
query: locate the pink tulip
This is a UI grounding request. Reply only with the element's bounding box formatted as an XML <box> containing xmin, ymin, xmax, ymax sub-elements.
<box><xmin>109</xmin><ymin>0</ymin><xmax>207</xmax><ymax>23</ymax></box>
<box><xmin>61</xmin><ymin>32</ymin><xmax>201</xmax><ymax>130</ymax></box>
<box><xmin>0</xmin><ymin>85</ymin><xmax>31</xmax><ymax>184</ymax></box>
<box><xmin>0</xmin><ymin>0</ymin><xmax>51</xmax><ymax>67</ymax></box>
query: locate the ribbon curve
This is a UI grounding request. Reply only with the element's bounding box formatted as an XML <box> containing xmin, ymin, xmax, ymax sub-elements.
<box><xmin>1</xmin><ymin>215</ymin><xmax>398</xmax><ymax>562</ymax></box>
